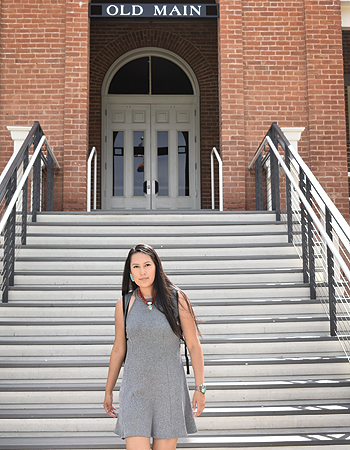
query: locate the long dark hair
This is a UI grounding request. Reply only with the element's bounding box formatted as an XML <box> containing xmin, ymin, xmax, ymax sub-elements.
<box><xmin>122</xmin><ymin>243</ymin><xmax>200</xmax><ymax>339</ymax></box>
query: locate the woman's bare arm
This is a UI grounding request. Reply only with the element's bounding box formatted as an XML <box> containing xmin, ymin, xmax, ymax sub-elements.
<box><xmin>178</xmin><ymin>292</ymin><xmax>205</xmax><ymax>417</ymax></box>
<box><xmin>103</xmin><ymin>296</ymin><xmax>127</xmax><ymax>417</ymax></box>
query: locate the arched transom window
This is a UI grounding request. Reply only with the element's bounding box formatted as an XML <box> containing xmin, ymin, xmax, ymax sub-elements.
<box><xmin>108</xmin><ymin>55</ymin><xmax>194</xmax><ymax>95</ymax></box>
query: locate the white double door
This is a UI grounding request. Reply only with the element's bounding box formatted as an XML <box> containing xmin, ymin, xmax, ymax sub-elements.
<box><xmin>104</xmin><ymin>102</ymin><xmax>199</xmax><ymax>210</ymax></box>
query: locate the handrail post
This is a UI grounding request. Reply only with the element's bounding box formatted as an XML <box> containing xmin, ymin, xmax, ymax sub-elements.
<box><xmin>306</xmin><ymin>178</ymin><xmax>316</xmax><ymax>299</ymax></box>
<box><xmin>2</xmin><ymin>173</ymin><xmax>17</xmax><ymax>303</ymax></box>
<box><xmin>284</xmin><ymin>144</ymin><xmax>293</xmax><ymax>243</ymax></box>
<box><xmin>21</xmin><ymin>146</ymin><xmax>29</xmax><ymax>246</ymax></box>
<box><xmin>326</xmin><ymin>206</ymin><xmax>337</xmax><ymax>336</ymax></box>
<box><xmin>300</xmin><ymin>168</ymin><xmax>309</xmax><ymax>284</ymax></box>
<box><xmin>255</xmin><ymin>154</ymin><xmax>263</xmax><ymax>210</ymax></box>
<box><xmin>87</xmin><ymin>146</ymin><xmax>97</xmax><ymax>212</ymax></box>
<box><xmin>211</xmin><ymin>147</ymin><xmax>223</xmax><ymax>211</ymax></box>
<box><xmin>32</xmin><ymin>134</ymin><xmax>42</xmax><ymax>222</ymax></box>
<box><xmin>32</xmin><ymin>153</ymin><xmax>41</xmax><ymax>222</ymax></box>
<box><xmin>93</xmin><ymin>151</ymin><xmax>97</xmax><ymax>211</ymax></box>
<box><xmin>46</xmin><ymin>151</ymin><xmax>54</xmax><ymax>211</ymax></box>
<box><xmin>269</xmin><ymin>127</ymin><xmax>280</xmax><ymax>221</ymax></box>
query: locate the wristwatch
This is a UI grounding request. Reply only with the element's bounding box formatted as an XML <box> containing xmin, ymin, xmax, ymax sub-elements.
<box><xmin>195</xmin><ymin>383</ymin><xmax>206</xmax><ymax>394</ymax></box>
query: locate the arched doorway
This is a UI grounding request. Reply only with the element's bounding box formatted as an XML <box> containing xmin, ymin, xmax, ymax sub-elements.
<box><xmin>101</xmin><ymin>48</ymin><xmax>200</xmax><ymax>210</ymax></box>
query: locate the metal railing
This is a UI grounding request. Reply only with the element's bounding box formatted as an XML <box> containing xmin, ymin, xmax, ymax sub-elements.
<box><xmin>87</xmin><ymin>146</ymin><xmax>97</xmax><ymax>212</ymax></box>
<box><xmin>0</xmin><ymin>122</ymin><xmax>60</xmax><ymax>303</ymax></box>
<box><xmin>211</xmin><ymin>146</ymin><xmax>223</xmax><ymax>211</ymax></box>
<box><xmin>249</xmin><ymin>122</ymin><xmax>350</xmax><ymax>360</ymax></box>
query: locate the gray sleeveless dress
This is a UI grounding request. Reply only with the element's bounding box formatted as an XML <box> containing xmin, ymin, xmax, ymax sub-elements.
<box><xmin>114</xmin><ymin>290</ymin><xmax>197</xmax><ymax>439</ymax></box>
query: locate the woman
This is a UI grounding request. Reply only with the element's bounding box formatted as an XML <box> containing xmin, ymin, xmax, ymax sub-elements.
<box><xmin>104</xmin><ymin>243</ymin><xmax>205</xmax><ymax>450</ymax></box>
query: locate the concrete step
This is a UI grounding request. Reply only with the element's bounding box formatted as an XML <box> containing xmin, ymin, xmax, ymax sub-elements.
<box><xmin>0</xmin><ymin>334</ymin><xmax>342</xmax><ymax>357</ymax></box>
<box><xmin>24</xmin><ymin>233</ymin><xmax>289</xmax><ymax>246</ymax></box>
<box><xmin>16</xmin><ymin>243</ymin><xmax>299</xmax><ymax>258</ymax></box>
<box><xmin>36</xmin><ymin>211</ymin><xmax>278</xmax><ymax>224</ymax></box>
<box><xmin>14</xmin><ymin>256</ymin><xmax>302</xmax><ymax>271</ymax></box>
<box><xmin>13</xmin><ymin>269</ymin><xmax>304</xmax><ymax>285</ymax></box>
<box><xmin>1</xmin><ymin>401</ymin><xmax>350</xmax><ymax>432</ymax></box>
<box><xmin>0</xmin><ymin>353</ymin><xmax>348</xmax><ymax>379</ymax></box>
<box><xmin>1</xmin><ymin>376</ymin><xmax>349</xmax><ymax>404</ymax></box>
<box><xmin>0</xmin><ymin>297</ymin><xmax>324</xmax><ymax>317</ymax></box>
<box><xmin>0</xmin><ymin>431</ymin><xmax>349</xmax><ymax>449</ymax></box>
<box><xmin>7</xmin><ymin>284</ymin><xmax>311</xmax><ymax>301</ymax></box>
<box><xmin>27</xmin><ymin>222</ymin><xmax>286</xmax><ymax>235</ymax></box>
<box><xmin>0</xmin><ymin>314</ymin><xmax>330</xmax><ymax>336</ymax></box>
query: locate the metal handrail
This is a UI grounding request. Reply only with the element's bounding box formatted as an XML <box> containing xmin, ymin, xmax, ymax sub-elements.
<box><xmin>287</xmin><ymin>140</ymin><xmax>350</xmax><ymax>257</ymax></box>
<box><xmin>250</xmin><ymin>123</ymin><xmax>350</xmax><ymax>361</ymax></box>
<box><xmin>266</xmin><ymin>135</ymin><xmax>350</xmax><ymax>281</ymax></box>
<box><xmin>87</xmin><ymin>146</ymin><xmax>97</xmax><ymax>212</ymax></box>
<box><xmin>0</xmin><ymin>123</ymin><xmax>60</xmax><ymax>202</ymax></box>
<box><xmin>0</xmin><ymin>136</ymin><xmax>44</xmax><ymax>231</ymax></box>
<box><xmin>211</xmin><ymin>146</ymin><xmax>223</xmax><ymax>211</ymax></box>
<box><xmin>0</xmin><ymin>122</ymin><xmax>59</xmax><ymax>303</ymax></box>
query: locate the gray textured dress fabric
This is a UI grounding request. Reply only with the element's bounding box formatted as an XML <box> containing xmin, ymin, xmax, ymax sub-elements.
<box><xmin>114</xmin><ymin>290</ymin><xmax>197</xmax><ymax>439</ymax></box>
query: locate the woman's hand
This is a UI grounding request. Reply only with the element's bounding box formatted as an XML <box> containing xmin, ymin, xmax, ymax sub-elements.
<box><xmin>192</xmin><ymin>390</ymin><xmax>205</xmax><ymax>417</ymax></box>
<box><xmin>104</xmin><ymin>392</ymin><xmax>117</xmax><ymax>418</ymax></box>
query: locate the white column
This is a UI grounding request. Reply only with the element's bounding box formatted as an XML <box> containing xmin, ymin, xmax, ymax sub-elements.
<box><xmin>281</xmin><ymin>127</ymin><xmax>305</xmax><ymax>153</ymax></box>
<box><xmin>264</xmin><ymin>127</ymin><xmax>305</xmax><ymax>210</ymax></box>
<box><xmin>7</xmin><ymin>126</ymin><xmax>31</xmax><ymax>155</ymax></box>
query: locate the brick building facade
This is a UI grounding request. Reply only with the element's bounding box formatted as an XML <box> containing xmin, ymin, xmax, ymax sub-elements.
<box><xmin>0</xmin><ymin>0</ymin><xmax>349</xmax><ymax>216</ymax></box>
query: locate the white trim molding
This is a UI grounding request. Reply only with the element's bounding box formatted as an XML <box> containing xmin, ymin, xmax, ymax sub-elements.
<box><xmin>342</xmin><ymin>1</ymin><xmax>350</xmax><ymax>29</ymax></box>
<box><xmin>7</xmin><ymin>126</ymin><xmax>32</xmax><ymax>155</ymax></box>
<box><xmin>281</xmin><ymin>127</ymin><xmax>305</xmax><ymax>154</ymax></box>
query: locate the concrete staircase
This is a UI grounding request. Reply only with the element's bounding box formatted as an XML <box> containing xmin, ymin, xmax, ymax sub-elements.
<box><xmin>0</xmin><ymin>210</ymin><xmax>349</xmax><ymax>449</ymax></box>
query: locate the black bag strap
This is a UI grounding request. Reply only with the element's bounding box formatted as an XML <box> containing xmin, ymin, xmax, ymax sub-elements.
<box><xmin>173</xmin><ymin>290</ymin><xmax>190</xmax><ymax>375</ymax></box>
<box><xmin>122</xmin><ymin>292</ymin><xmax>133</xmax><ymax>363</ymax></box>
<box><xmin>122</xmin><ymin>292</ymin><xmax>132</xmax><ymax>340</ymax></box>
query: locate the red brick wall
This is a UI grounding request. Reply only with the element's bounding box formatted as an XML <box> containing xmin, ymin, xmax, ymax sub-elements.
<box><xmin>304</xmin><ymin>0</ymin><xmax>348</xmax><ymax>217</ymax></box>
<box><xmin>0</xmin><ymin>1</ymin><xmax>348</xmax><ymax>215</ymax></box>
<box><xmin>218</xmin><ymin>0</ymin><xmax>348</xmax><ymax>216</ymax></box>
<box><xmin>0</xmin><ymin>0</ymin><xmax>89</xmax><ymax>211</ymax></box>
<box><xmin>342</xmin><ymin>30</ymin><xmax>350</xmax><ymax>132</ymax></box>
<box><xmin>218</xmin><ymin>0</ymin><xmax>245</xmax><ymax>210</ymax></box>
<box><xmin>89</xmin><ymin>18</ymin><xmax>219</xmax><ymax>209</ymax></box>
<box><xmin>241</xmin><ymin>0</ymin><xmax>309</xmax><ymax>211</ymax></box>
<box><xmin>342</xmin><ymin>30</ymin><xmax>350</xmax><ymax>195</ymax></box>
<box><xmin>62</xmin><ymin>0</ymin><xmax>90</xmax><ymax>211</ymax></box>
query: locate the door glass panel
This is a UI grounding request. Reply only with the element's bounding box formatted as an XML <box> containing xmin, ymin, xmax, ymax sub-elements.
<box><xmin>113</xmin><ymin>131</ymin><xmax>124</xmax><ymax>196</ymax></box>
<box><xmin>133</xmin><ymin>131</ymin><xmax>145</xmax><ymax>196</ymax></box>
<box><xmin>178</xmin><ymin>131</ymin><xmax>189</xmax><ymax>196</ymax></box>
<box><xmin>157</xmin><ymin>131</ymin><xmax>169</xmax><ymax>196</ymax></box>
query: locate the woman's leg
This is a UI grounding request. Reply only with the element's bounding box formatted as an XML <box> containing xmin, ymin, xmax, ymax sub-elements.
<box><xmin>152</xmin><ymin>438</ymin><xmax>178</xmax><ymax>450</ymax></box>
<box><xmin>126</xmin><ymin>436</ymin><xmax>151</xmax><ymax>450</ymax></box>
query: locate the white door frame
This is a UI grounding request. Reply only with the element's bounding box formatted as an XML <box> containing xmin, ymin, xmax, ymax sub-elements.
<box><xmin>101</xmin><ymin>48</ymin><xmax>201</xmax><ymax>210</ymax></box>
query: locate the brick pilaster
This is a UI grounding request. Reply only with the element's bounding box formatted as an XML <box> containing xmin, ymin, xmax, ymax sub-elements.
<box><xmin>63</xmin><ymin>0</ymin><xmax>90</xmax><ymax>211</ymax></box>
<box><xmin>218</xmin><ymin>0</ymin><xmax>246</xmax><ymax>210</ymax></box>
<box><xmin>304</xmin><ymin>0</ymin><xmax>349</xmax><ymax>218</ymax></box>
